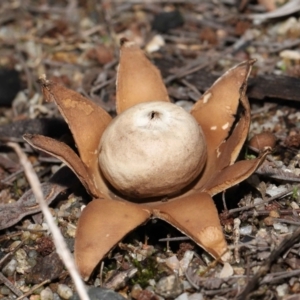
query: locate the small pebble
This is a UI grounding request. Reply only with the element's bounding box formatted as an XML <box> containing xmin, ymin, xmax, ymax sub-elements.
<box><xmin>2</xmin><ymin>258</ymin><xmax>17</xmax><ymax>276</ymax></box>
<box><xmin>182</xmin><ymin>280</ymin><xmax>193</xmax><ymax>290</ymax></box>
<box><xmin>257</xmin><ymin>251</ymin><xmax>270</xmax><ymax>261</ymax></box>
<box><xmin>9</xmin><ymin>241</ymin><xmax>21</xmax><ymax>251</ymax></box>
<box><xmin>142</xmin><ymin>289</ymin><xmax>164</xmax><ymax>300</ymax></box>
<box><xmin>273</xmin><ymin>222</ymin><xmax>289</xmax><ymax>233</ymax></box>
<box><xmin>27</xmin><ymin>258</ymin><xmax>37</xmax><ymax>268</ymax></box>
<box><xmin>148</xmin><ymin>279</ymin><xmax>156</xmax><ymax>287</ymax></box>
<box><xmin>269</xmin><ymin>210</ymin><xmax>280</xmax><ymax>218</ymax></box>
<box><xmin>33</xmin><ymin>285</ymin><xmax>44</xmax><ymax>295</ymax></box>
<box><xmin>256</xmin><ymin>228</ymin><xmax>268</xmax><ymax>240</ymax></box>
<box><xmin>290</xmin><ymin>281</ymin><xmax>300</xmax><ymax>294</ymax></box>
<box><xmin>40</xmin><ymin>287</ymin><xmax>54</xmax><ymax>300</ymax></box>
<box><xmin>66</xmin><ymin>224</ymin><xmax>76</xmax><ymax>238</ymax></box>
<box><xmin>175</xmin><ymin>292</ymin><xmax>189</xmax><ymax>300</ymax></box>
<box><xmin>240</xmin><ymin>225</ymin><xmax>252</xmax><ymax>235</ymax></box>
<box><xmin>71</xmin><ymin>287</ymin><xmax>126</xmax><ymax>300</ymax></box>
<box><xmin>15</xmin><ymin>278</ymin><xmax>26</xmax><ymax>290</ymax></box>
<box><xmin>53</xmin><ymin>293</ymin><xmax>61</xmax><ymax>300</ymax></box>
<box><xmin>20</xmin><ymin>285</ymin><xmax>30</xmax><ymax>293</ymax></box>
<box><xmin>277</xmin><ymin>17</ymin><xmax>300</xmax><ymax>35</ymax></box>
<box><xmin>57</xmin><ymin>284</ymin><xmax>73</xmax><ymax>300</ymax></box>
<box><xmin>276</xmin><ymin>283</ymin><xmax>289</xmax><ymax>297</ymax></box>
<box><xmin>145</xmin><ymin>35</ymin><xmax>165</xmax><ymax>53</ymax></box>
<box><xmin>17</xmin><ymin>177</ymin><xmax>26</xmax><ymax>188</ymax></box>
<box><xmin>156</xmin><ymin>275</ymin><xmax>183</xmax><ymax>298</ymax></box>
<box><xmin>139</xmin><ymin>245</ymin><xmax>156</xmax><ymax>258</ymax></box>
<box><xmin>15</xmin><ymin>248</ymin><xmax>31</xmax><ymax>274</ymax></box>
<box><xmin>233</xmin><ymin>267</ymin><xmax>245</xmax><ymax>275</ymax></box>
<box><xmin>26</xmin><ymin>252</ymin><xmax>63</xmax><ymax>284</ymax></box>
<box><xmin>60</xmin><ymin>202</ymin><xmax>72</xmax><ymax>211</ymax></box>
<box><xmin>145</xmin><ymin>285</ymin><xmax>155</xmax><ymax>293</ymax></box>
<box><xmin>189</xmin><ymin>293</ymin><xmax>204</xmax><ymax>300</ymax></box>
<box><xmin>165</xmin><ymin>255</ymin><xmax>180</xmax><ymax>272</ymax></box>
<box><xmin>289</xmin><ymin>277</ymin><xmax>298</xmax><ymax>286</ymax></box>
<box><xmin>21</xmin><ymin>231</ymin><xmax>31</xmax><ymax>241</ymax></box>
<box><xmin>104</xmin><ymin>268</ymin><xmax>137</xmax><ymax>290</ymax></box>
<box><xmin>280</xmin><ymin>50</ymin><xmax>300</xmax><ymax>61</ymax></box>
<box><xmin>264</xmin><ymin>216</ymin><xmax>275</xmax><ymax>226</ymax></box>
<box><xmin>219</xmin><ymin>262</ymin><xmax>234</xmax><ymax>278</ymax></box>
<box><xmin>266</xmin><ymin>185</ymin><xmax>287</xmax><ymax>197</ymax></box>
<box><xmin>0</xmin><ymin>286</ymin><xmax>11</xmax><ymax>295</ymax></box>
<box><xmin>57</xmin><ymin>211</ymin><xmax>70</xmax><ymax>218</ymax></box>
<box><xmin>180</xmin><ymin>250</ymin><xmax>194</xmax><ymax>274</ymax></box>
<box><xmin>291</xmin><ymin>201</ymin><xmax>300</xmax><ymax>209</ymax></box>
<box><xmin>131</xmin><ymin>283</ymin><xmax>142</xmax><ymax>299</ymax></box>
<box><xmin>27</xmin><ymin>224</ymin><xmax>44</xmax><ymax>240</ymax></box>
<box><xmin>253</xmin><ymin>198</ymin><xmax>264</xmax><ymax>210</ymax></box>
<box><xmin>28</xmin><ymin>250</ymin><xmax>38</xmax><ymax>259</ymax></box>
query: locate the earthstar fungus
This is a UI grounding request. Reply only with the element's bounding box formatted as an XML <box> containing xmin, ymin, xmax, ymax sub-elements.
<box><xmin>24</xmin><ymin>40</ymin><xmax>269</xmax><ymax>280</ymax></box>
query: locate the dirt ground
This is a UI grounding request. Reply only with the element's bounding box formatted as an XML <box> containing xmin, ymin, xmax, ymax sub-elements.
<box><xmin>1</xmin><ymin>1</ymin><xmax>300</xmax><ymax>299</ymax></box>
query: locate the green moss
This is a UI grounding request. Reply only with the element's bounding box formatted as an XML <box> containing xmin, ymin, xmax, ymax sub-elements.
<box><xmin>130</xmin><ymin>257</ymin><xmax>161</xmax><ymax>288</ymax></box>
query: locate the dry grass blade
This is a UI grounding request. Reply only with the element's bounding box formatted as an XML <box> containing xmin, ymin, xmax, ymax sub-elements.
<box><xmin>7</xmin><ymin>142</ymin><xmax>89</xmax><ymax>300</ymax></box>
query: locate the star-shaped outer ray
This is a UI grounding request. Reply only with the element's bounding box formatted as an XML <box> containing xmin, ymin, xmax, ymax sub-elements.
<box><xmin>24</xmin><ymin>40</ymin><xmax>269</xmax><ymax>280</ymax></box>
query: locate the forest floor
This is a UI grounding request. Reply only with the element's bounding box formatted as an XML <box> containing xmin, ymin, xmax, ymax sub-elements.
<box><xmin>1</xmin><ymin>1</ymin><xmax>300</xmax><ymax>299</ymax></box>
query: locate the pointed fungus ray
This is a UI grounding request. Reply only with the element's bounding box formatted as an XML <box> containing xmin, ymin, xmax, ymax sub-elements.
<box><xmin>190</xmin><ymin>60</ymin><xmax>255</xmax><ymax>191</ymax></box>
<box><xmin>152</xmin><ymin>191</ymin><xmax>228</xmax><ymax>260</ymax></box>
<box><xmin>23</xmin><ymin>134</ymin><xmax>99</xmax><ymax>198</ymax></box>
<box><xmin>116</xmin><ymin>38</ymin><xmax>169</xmax><ymax>114</ymax></box>
<box><xmin>75</xmin><ymin>199</ymin><xmax>150</xmax><ymax>280</ymax></box>
<box><xmin>38</xmin><ymin>77</ymin><xmax>112</xmax><ymax>194</ymax></box>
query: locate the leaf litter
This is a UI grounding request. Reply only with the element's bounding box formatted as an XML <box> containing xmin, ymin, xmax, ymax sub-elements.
<box><xmin>1</xmin><ymin>1</ymin><xmax>300</xmax><ymax>299</ymax></box>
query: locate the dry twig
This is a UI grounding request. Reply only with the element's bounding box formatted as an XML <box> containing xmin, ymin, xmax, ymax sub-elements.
<box><xmin>228</xmin><ymin>185</ymin><xmax>296</xmax><ymax>215</ymax></box>
<box><xmin>0</xmin><ymin>272</ymin><xmax>27</xmax><ymax>300</ymax></box>
<box><xmin>7</xmin><ymin>142</ymin><xmax>89</xmax><ymax>300</ymax></box>
<box><xmin>16</xmin><ymin>280</ymin><xmax>50</xmax><ymax>300</ymax></box>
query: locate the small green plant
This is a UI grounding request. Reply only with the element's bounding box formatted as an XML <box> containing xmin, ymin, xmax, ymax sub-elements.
<box><xmin>292</xmin><ymin>186</ymin><xmax>299</xmax><ymax>200</ymax></box>
<box><xmin>244</xmin><ymin>147</ymin><xmax>257</xmax><ymax>160</ymax></box>
<box><xmin>131</xmin><ymin>256</ymin><xmax>160</xmax><ymax>288</ymax></box>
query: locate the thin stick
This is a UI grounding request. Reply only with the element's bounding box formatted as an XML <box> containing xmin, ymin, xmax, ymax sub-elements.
<box><xmin>16</xmin><ymin>280</ymin><xmax>50</xmax><ymax>300</ymax></box>
<box><xmin>228</xmin><ymin>186</ymin><xmax>295</xmax><ymax>215</ymax></box>
<box><xmin>159</xmin><ymin>236</ymin><xmax>189</xmax><ymax>242</ymax></box>
<box><xmin>8</xmin><ymin>142</ymin><xmax>89</xmax><ymax>300</ymax></box>
<box><xmin>0</xmin><ymin>272</ymin><xmax>26</xmax><ymax>299</ymax></box>
<box><xmin>99</xmin><ymin>261</ymin><xmax>105</xmax><ymax>287</ymax></box>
